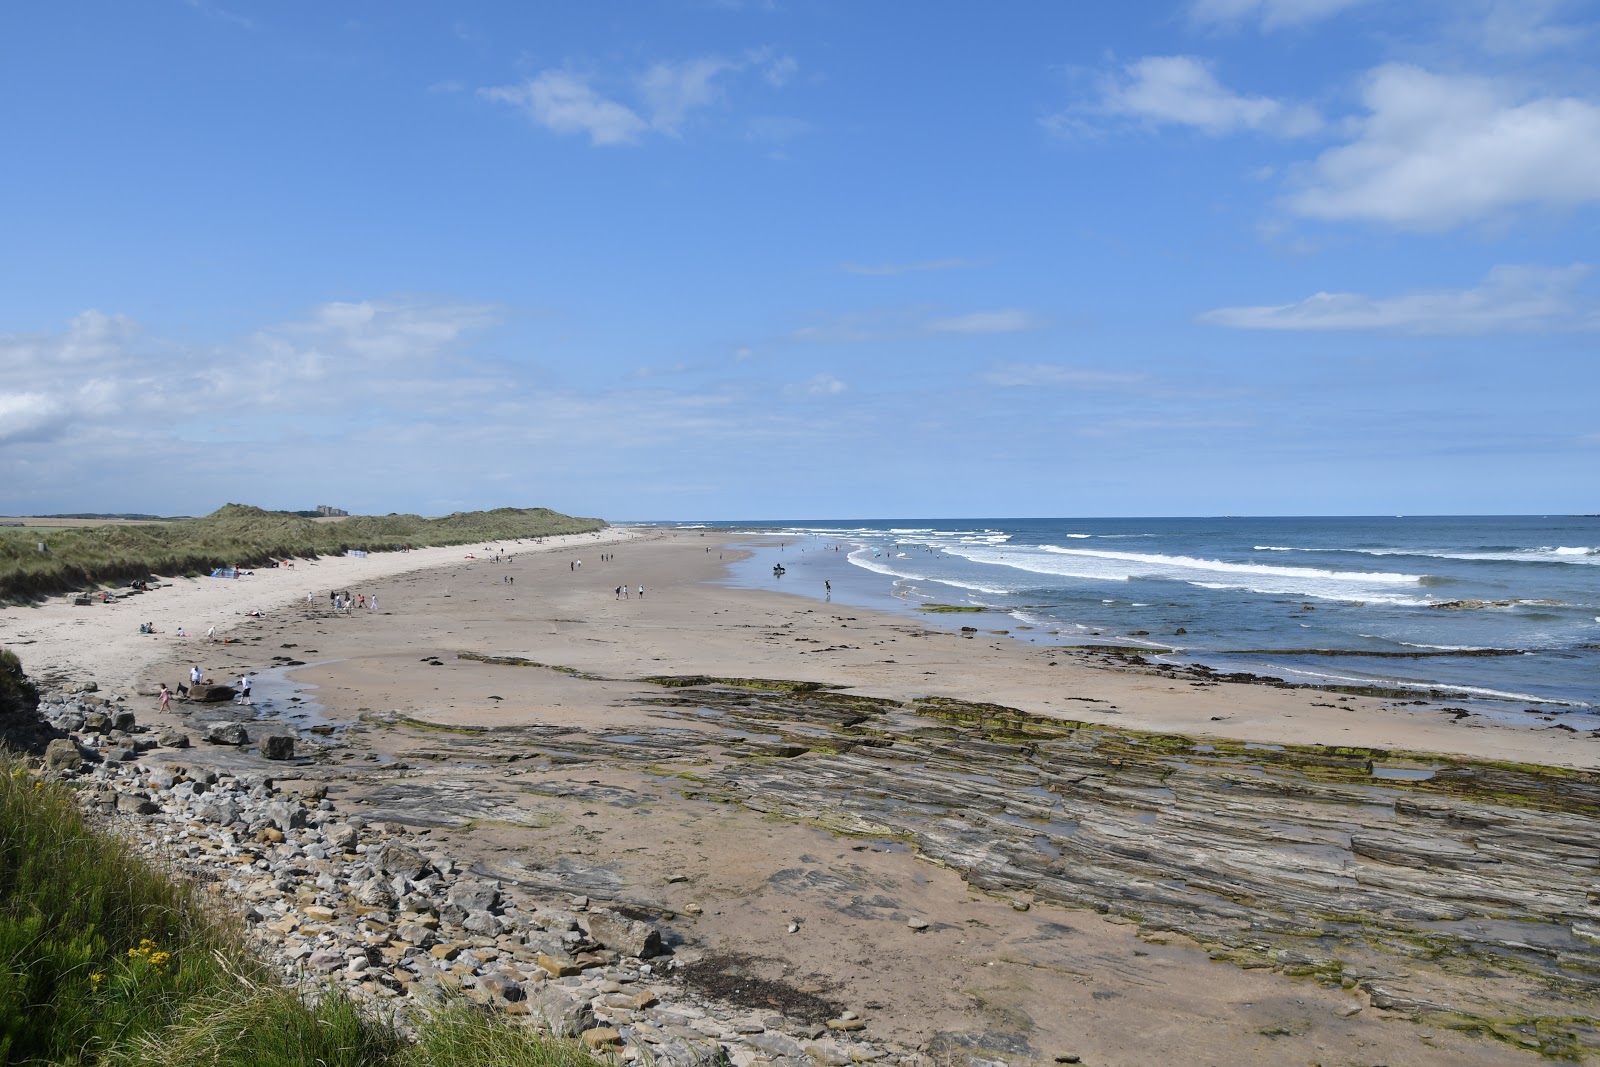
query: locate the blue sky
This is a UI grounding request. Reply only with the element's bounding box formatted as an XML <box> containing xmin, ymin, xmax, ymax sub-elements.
<box><xmin>1</xmin><ymin>0</ymin><xmax>1597</xmax><ymax>520</ymax></box>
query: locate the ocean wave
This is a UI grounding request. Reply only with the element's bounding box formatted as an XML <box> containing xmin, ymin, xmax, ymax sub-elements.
<box><xmin>846</xmin><ymin>550</ymin><xmax>927</xmax><ymax>581</ymax></box>
<box><xmin>1036</xmin><ymin>546</ymin><xmax>1425</xmax><ymax>584</ymax></box>
<box><xmin>1249</xmin><ymin>544</ymin><xmax>1600</xmax><ymax>566</ymax></box>
<box><xmin>1188</xmin><ymin>582</ymin><xmax>1433</xmax><ymax>606</ymax></box>
<box><xmin>934</xmin><ymin>543</ymin><xmax>1436</xmax><ymax>604</ymax></box>
<box><xmin>1066</xmin><ymin>533</ymin><xmax>1093</xmax><ymax>539</ymax></box>
<box><xmin>1256</xmin><ymin>664</ymin><xmax>1589</xmax><ymax>707</ymax></box>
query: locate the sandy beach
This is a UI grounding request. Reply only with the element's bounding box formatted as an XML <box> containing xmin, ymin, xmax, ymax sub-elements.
<box><xmin>9</xmin><ymin>528</ymin><xmax>1600</xmax><ymax>1065</ymax></box>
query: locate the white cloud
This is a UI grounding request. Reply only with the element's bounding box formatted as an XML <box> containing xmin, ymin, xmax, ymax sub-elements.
<box><xmin>1189</xmin><ymin>0</ymin><xmax>1368</xmax><ymax>30</ymax></box>
<box><xmin>1472</xmin><ymin>0</ymin><xmax>1591</xmax><ymax>55</ymax></box>
<box><xmin>480</xmin><ymin>72</ymin><xmax>647</xmax><ymax>146</ymax></box>
<box><xmin>0</xmin><ymin>392</ymin><xmax>64</xmax><ymax>444</ymax></box>
<box><xmin>1199</xmin><ymin>263</ymin><xmax>1599</xmax><ymax>333</ymax></box>
<box><xmin>982</xmin><ymin>363</ymin><xmax>1147</xmax><ymax>388</ymax></box>
<box><xmin>0</xmin><ymin>299</ymin><xmax>504</xmax><ymax>449</ymax></box>
<box><xmin>928</xmin><ymin>309</ymin><xmax>1047</xmax><ymax>335</ymax></box>
<box><xmin>485</xmin><ymin>50</ymin><xmax>795</xmax><ymax>146</ymax></box>
<box><xmin>1081</xmin><ymin>56</ymin><xmax>1320</xmax><ymax>137</ymax></box>
<box><xmin>785</xmin><ymin>373</ymin><xmax>846</xmax><ymax>397</ymax></box>
<box><xmin>762</xmin><ymin>55</ymin><xmax>798</xmax><ymax>88</ymax></box>
<box><xmin>639</xmin><ymin>57</ymin><xmax>733</xmax><ymax>134</ymax></box>
<box><xmin>289</xmin><ymin>300</ymin><xmax>501</xmax><ymax>362</ymax></box>
<box><xmin>840</xmin><ymin>258</ymin><xmax>983</xmax><ymax>276</ymax></box>
<box><xmin>1288</xmin><ymin>65</ymin><xmax>1600</xmax><ymax>229</ymax></box>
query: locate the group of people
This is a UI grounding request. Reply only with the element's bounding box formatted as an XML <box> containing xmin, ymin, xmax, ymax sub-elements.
<box><xmin>320</xmin><ymin>590</ymin><xmax>376</xmax><ymax>612</ymax></box>
<box><xmin>158</xmin><ymin>668</ymin><xmax>251</xmax><ymax>712</ymax></box>
<box><xmin>614</xmin><ymin>584</ymin><xmax>645</xmax><ymax>599</ymax></box>
<box><xmin>137</xmin><ymin>623</ymin><xmax>217</xmax><ymax>638</ymax></box>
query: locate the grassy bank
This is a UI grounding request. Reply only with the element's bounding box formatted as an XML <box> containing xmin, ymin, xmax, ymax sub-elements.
<box><xmin>0</xmin><ymin>745</ymin><xmax>602</xmax><ymax>1066</ymax></box>
<box><xmin>0</xmin><ymin>504</ymin><xmax>605</xmax><ymax>603</ymax></box>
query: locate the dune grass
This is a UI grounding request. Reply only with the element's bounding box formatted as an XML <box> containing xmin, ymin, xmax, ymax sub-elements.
<box><xmin>0</xmin><ymin>504</ymin><xmax>605</xmax><ymax>603</ymax></box>
<box><xmin>0</xmin><ymin>744</ymin><xmax>604</xmax><ymax>1066</ymax></box>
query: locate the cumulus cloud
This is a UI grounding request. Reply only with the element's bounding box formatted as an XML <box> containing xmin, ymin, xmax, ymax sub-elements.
<box><xmin>1287</xmin><ymin>65</ymin><xmax>1600</xmax><ymax>230</ymax></box>
<box><xmin>639</xmin><ymin>57</ymin><xmax>734</xmax><ymax>134</ymax></box>
<box><xmin>1069</xmin><ymin>56</ymin><xmax>1320</xmax><ymax>137</ymax></box>
<box><xmin>927</xmin><ymin>309</ymin><xmax>1047</xmax><ymax>335</ymax></box>
<box><xmin>484</xmin><ymin>50</ymin><xmax>796</xmax><ymax>146</ymax></box>
<box><xmin>0</xmin><ymin>298</ymin><xmax>504</xmax><ymax>448</ymax></box>
<box><xmin>1198</xmin><ymin>263</ymin><xmax>1599</xmax><ymax>333</ymax></box>
<box><xmin>1189</xmin><ymin>0</ymin><xmax>1369</xmax><ymax>30</ymax></box>
<box><xmin>480</xmin><ymin>72</ymin><xmax>647</xmax><ymax>146</ymax></box>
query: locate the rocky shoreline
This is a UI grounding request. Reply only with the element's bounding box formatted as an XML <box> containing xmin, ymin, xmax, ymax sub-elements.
<box><xmin>28</xmin><ymin>679</ymin><xmax>904</xmax><ymax>1067</ymax></box>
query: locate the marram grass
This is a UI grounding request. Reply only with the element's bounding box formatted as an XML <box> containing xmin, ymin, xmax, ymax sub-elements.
<box><xmin>0</xmin><ymin>504</ymin><xmax>605</xmax><ymax>603</ymax></box>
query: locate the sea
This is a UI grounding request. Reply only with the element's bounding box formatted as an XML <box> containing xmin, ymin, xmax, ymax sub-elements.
<box><xmin>656</xmin><ymin>516</ymin><xmax>1600</xmax><ymax>717</ymax></box>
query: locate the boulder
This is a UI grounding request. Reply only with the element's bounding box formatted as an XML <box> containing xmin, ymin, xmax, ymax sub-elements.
<box><xmin>524</xmin><ymin>985</ymin><xmax>595</xmax><ymax>1036</ymax></box>
<box><xmin>371</xmin><ymin>841</ymin><xmax>432</xmax><ymax>880</ymax></box>
<box><xmin>83</xmin><ymin>711</ymin><xmax>112</xmax><ymax>734</ymax></box>
<box><xmin>354</xmin><ymin>879</ymin><xmax>397</xmax><ymax>908</ymax></box>
<box><xmin>265</xmin><ymin>800</ymin><xmax>304</xmax><ymax>831</ymax></box>
<box><xmin>446</xmin><ymin>879</ymin><xmax>501</xmax><ymax>913</ymax></box>
<box><xmin>188</xmin><ymin>683</ymin><xmax>236</xmax><ymax>703</ymax></box>
<box><xmin>43</xmin><ymin>738</ymin><xmax>84</xmax><ymax>773</ymax></box>
<box><xmin>111</xmin><ymin>710</ymin><xmax>137</xmax><ymax>732</ymax></box>
<box><xmin>324</xmin><ymin>823</ymin><xmax>359</xmax><ymax>851</ymax></box>
<box><xmin>586</xmin><ymin>908</ymin><xmax>663</xmax><ymax>958</ymax></box>
<box><xmin>203</xmin><ymin>723</ymin><xmax>248</xmax><ymax>746</ymax></box>
<box><xmin>462</xmin><ymin>909</ymin><xmax>501</xmax><ymax>937</ymax></box>
<box><xmin>260</xmin><ymin>734</ymin><xmax>296</xmax><ymax>760</ymax></box>
<box><xmin>115</xmin><ymin>792</ymin><xmax>158</xmax><ymax>816</ymax></box>
<box><xmin>156</xmin><ymin>729</ymin><xmax>191</xmax><ymax>748</ymax></box>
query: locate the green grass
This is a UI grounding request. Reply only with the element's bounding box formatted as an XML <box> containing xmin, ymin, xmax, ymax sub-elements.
<box><xmin>0</xmin><ymin>746</ymin><xmax>606</xmax><ymax>1066</ymax></box>
<box><xmin>0</xmin><ymin>504</ymin><xmax>606</xmax><ymax>603</ymax></box>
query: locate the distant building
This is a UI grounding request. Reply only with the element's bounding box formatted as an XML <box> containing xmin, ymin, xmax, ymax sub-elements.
<box><xmin>316</xmin><ymin>505</ymin><xmax>349</xmax><ymax>517</ymax></box>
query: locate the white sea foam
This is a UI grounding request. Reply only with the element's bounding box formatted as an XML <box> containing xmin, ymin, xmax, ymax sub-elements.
<box><xmin>1259</xmin><ymin>665</ymin><xmax>1586</xmax><ymax>707</ymax></box>
<box><xmin>935</xmin><ymin>543</ymin><xmax>1435</xmax><ymax>603</ymax></box>
<box><xmin>1188</xmin><ymin>582</ymin><xmax>1432</xmax><ymax>606</ymax></box>
<box><xmin>1066</xmin><ymin>533</ymin><xmax>1092</xmax><ymax>539</ymax></box>
<box><xmin>847</xmin><ymin>550</ymin><xmax>925</xmax><ymax>581</ymax></box>
<box><xmin>1248</xmin><ymin>544</ymin><xmax>1600</xmax><ymax>566</ymax></box>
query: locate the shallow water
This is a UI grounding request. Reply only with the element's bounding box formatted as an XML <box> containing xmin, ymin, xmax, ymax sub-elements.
<box><xmin>689</xmin><ymin>515</ymin><xmax>1600</xmax><ymax>711</ymax></box>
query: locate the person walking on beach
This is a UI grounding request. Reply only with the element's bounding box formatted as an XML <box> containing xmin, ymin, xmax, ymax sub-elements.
<box><xmin>237</xmin><ymin>674</ymin><xmax>252</xmax><ymax>705</ymax></box>
<box><xmin>637</xmin><ymin>585</ymin><xmax>644</xmax><ymax>599</ymax></box>
<box><xmin>370</xmin><ymin>594</ymin><xmax>377</xmax><ymax>610</ymax></box>
<box><xmin>159</xmin><ymin>684</ymin><xmax>170</xmax><ymax>713</ymax></box>
<box><xmin>190</xmin><ymin>665</ymin><xmax>202</xmax><ymax>686</ymax></box>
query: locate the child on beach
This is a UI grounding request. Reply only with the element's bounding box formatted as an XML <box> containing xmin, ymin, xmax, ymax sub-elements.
<box><xmin>158</xmin><ymin>685</ymin><xmax>170</xmax><ymax>712</ymax></box>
